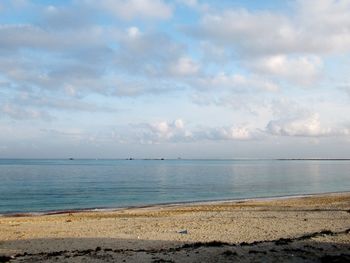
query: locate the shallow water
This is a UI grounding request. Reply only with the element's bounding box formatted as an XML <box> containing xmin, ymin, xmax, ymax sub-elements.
<box><xmin>0</xmin><ymin>159</ymin><xmax>349</xmax><ymax>214</ymax></box>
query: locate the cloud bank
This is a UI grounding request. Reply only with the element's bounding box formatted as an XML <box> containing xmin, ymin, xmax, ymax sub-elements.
<box><xmin>1</xmin><ymin>0</ymin><xmax>350</xmax><ymax>158</ymax></box>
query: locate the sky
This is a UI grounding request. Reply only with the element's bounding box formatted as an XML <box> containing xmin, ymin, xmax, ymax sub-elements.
<box><xmin>1</xmin><ymin>0</ymin><xmax>350</xmax><ymax>159</ymax></box>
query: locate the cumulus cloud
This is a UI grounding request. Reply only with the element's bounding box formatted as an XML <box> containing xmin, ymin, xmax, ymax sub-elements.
<box><xmin>187</xmin><ymin>10</ymin><xmax>295</xmax><ymax>56</ymax></box>
<box><xmin>0</xmin><ymin>23</ymin><xmax>185</xmax><ymax>98</ymax></box>
<box><xmin>187</xmin><ymin>0</ymin><xmax>350</xmax><ymax>56</ymax></box>
<box><xmin>133</xmin><ymin>119</ymin><xmax>192</xmax><ymax>144</ymax></box>
<box><xmin>149</xmin><ymin>119</ymin><xmax>189</xmax><ymax>139</ymax></box>
<box><xmin>249</xmin><ymin>55</ymin><xmax>323</xmax><ymax>85</ymax></box>
<box><xmin>1</xmin><ymin>0</ymin><xmax>350</xmax><ymax>158</ymax></box>
<box><xmin>131</xmin><ymin>119</ymin><xmax>264</xmax><ymax>144</ymax></box>
<box><xmin>201</xmin><ymin>126</ymin><xmax>263</xmax><ymax>141</ymax></box>
<box><xmin>266</xmin><ymin>114</ymin><xmax>326</xmax><ymax>137</ymax></box>
<box><xmin>266</xmin><ymin>114</ymin><xmax>350</xmax><ymax>137</ymax></box>
<box><xmin>0</xmin><ymin>22</ymin><xmax>114</xmax><ymax>99</ymax></box>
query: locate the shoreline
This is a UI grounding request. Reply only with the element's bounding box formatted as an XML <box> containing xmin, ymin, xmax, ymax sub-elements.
<box><xmin>2</xmin><ymin>190</ymin><xmax>350</xmax><ymax>217</ymax></box>
<box><xmin>1</xmin><ymin>192</ymin><xmax>349</xmax><ymax>262</ymax></box>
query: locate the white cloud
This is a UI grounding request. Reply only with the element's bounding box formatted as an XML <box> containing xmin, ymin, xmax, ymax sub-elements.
<box><xmin>88</xmin><ymin>0</ymin><xmax>173</xmax><ymax>20</ymax></box>
<box><xmin>190</xmin><ymin>10</ymin><xmax>295</xmax><ymax>55</ymax></box>
<box><xmin>169</xmin><ymin>57</ymin><xmax>200</xmax><ymax>76</ymax></box>
<box><xmin>14</xmin><ymin>92</ymin><xmax>117</xmax><ymax>112</ymax></box>
<box><xmin>199</xmin><ymin>42</ymin><xmax>228</xmax><ymax>64</ymax></box>
<box><xmin>174</xmin><ymin>119</ymin><xmax>184</xmax><ymax>129</ymax></box>
<box><xmin>134</xmin><ymin>119</ymin><xmax>192</xmax><ymax>144</ymax></box>
<box><xmin>225</xmin><ymin>127</ymin><xmax>253</xmax><ymax>140</ymax></box>
<box><xmin>132</xmin><ymin>119</ymin><xmax>264</xmax><ymax>143</ymax></box>
<box><xmin>0</xmin><ymin>23</ymin><xmax>186</xmax><ymax>98</ymax></box>
<box><xmin>149</xmin><ymin>119</ymin><xmax>189</xmax><ymax>139</ymax></box>
<box><xmin>110</xmin><ymin>77</ymin><xmax>185</xmax><ymax>97</ymax></box>
<box><xmin>1</xmin><ymin>103</ymin><xmax>53</xmax><ymax>121</ymax></box>
<box><xmin>266</xmin><ymin>114</ymin><xmax>324</xmax><ymax>137</ymax></box>
<box><xmin>265</xmin><ymin>113</ymin><xmax>350</xmax><ymax>137</ymax></box>
<box><xmin>151</xmin><ymin>121</ymin><xmax>170</xmax><ymax>136</ymax></box>
<box><xmin>195</xmin><ymin>73</ymin><xmax>279</xmax><ymax>92</ymax></box>
<box><xmin>0</xmin><ymin>23</ymin><xmax>106</xmax><ymax>52</ymax></box>
<box><xmin>205</xmin><ymin>126</ymin><xmax>262</xmax><ymax>141</ymax></box>
<box><xmin>250</xmin><ymin>55</ymin><xmax>323</xmax><ymax>85</ymax></box>
<box><xmin>188</xmin><ymin>0</ymin><xmax>350</xmax><ymax>56</ymax></box>
<box><xmin>177</xmin><ymin>0</ymin><xmax>210</xmax><ymax>12</ymax></box>
<box><xmin>116</xmin><ymin>29</ymin><xmax>185</xmax><ymax>77</ymax></box>
<box><xmin>127</xmin><ymin>26</ymin><xmax>141</xmax><ymax>38</ymax></box>
<box><xmin>1</xmin><ymin>0</ymin><xmax>350</xmax><ymax>158</ymax></box>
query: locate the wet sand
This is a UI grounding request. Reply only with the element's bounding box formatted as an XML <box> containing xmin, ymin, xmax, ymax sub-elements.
<box><xmin>0</xmin><ymin>192</ymin><xmax>350</xmax><ymax>262</ymax></box>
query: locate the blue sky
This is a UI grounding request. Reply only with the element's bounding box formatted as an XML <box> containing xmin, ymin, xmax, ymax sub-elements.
<box><xmin>1</xmin><ymin>0</ymin><xmax>350</xmax><ymax>158</ymax></box>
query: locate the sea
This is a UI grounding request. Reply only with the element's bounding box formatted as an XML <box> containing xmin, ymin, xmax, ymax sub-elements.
<box><xmin>0</xmin><ymin>159</ymin><xmax>350</xmax><ymax>214</ymax></box>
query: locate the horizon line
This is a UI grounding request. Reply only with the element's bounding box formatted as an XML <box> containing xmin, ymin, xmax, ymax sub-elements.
<box><xmin>1</xmin><ymin>158</ymin><xmax>350</xmax><ymax>161</ymax></box>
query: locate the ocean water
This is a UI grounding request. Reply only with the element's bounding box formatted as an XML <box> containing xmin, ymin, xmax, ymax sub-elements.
<box><xmin>0</xmin><ymin>159</ymin><xmax>350</xmax><ymax>214</ymax></box>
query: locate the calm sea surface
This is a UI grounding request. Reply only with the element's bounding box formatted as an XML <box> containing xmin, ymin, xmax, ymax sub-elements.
<box><xmin>0</xmin><ymin>159</ymin><xmax>350</xmax><ymax>214</ymax></box>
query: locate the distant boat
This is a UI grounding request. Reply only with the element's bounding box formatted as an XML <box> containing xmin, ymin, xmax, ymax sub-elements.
<box><xmin>69</xmin><ymin>158</ymin><xmax>74</xmax><ymax>160</ymax></box>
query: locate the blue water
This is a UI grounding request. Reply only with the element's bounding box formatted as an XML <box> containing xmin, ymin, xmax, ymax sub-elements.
<box><xmin>0</xmin><ymin>159</ymin><xmax>350</xmax><ymax>214</ymax></box>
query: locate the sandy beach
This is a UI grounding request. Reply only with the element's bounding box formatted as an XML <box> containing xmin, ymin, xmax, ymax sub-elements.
<box><xmin>0</xmin><ymin>192</ymin><xmax>349</xmax><ymax>262</ymax></box>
